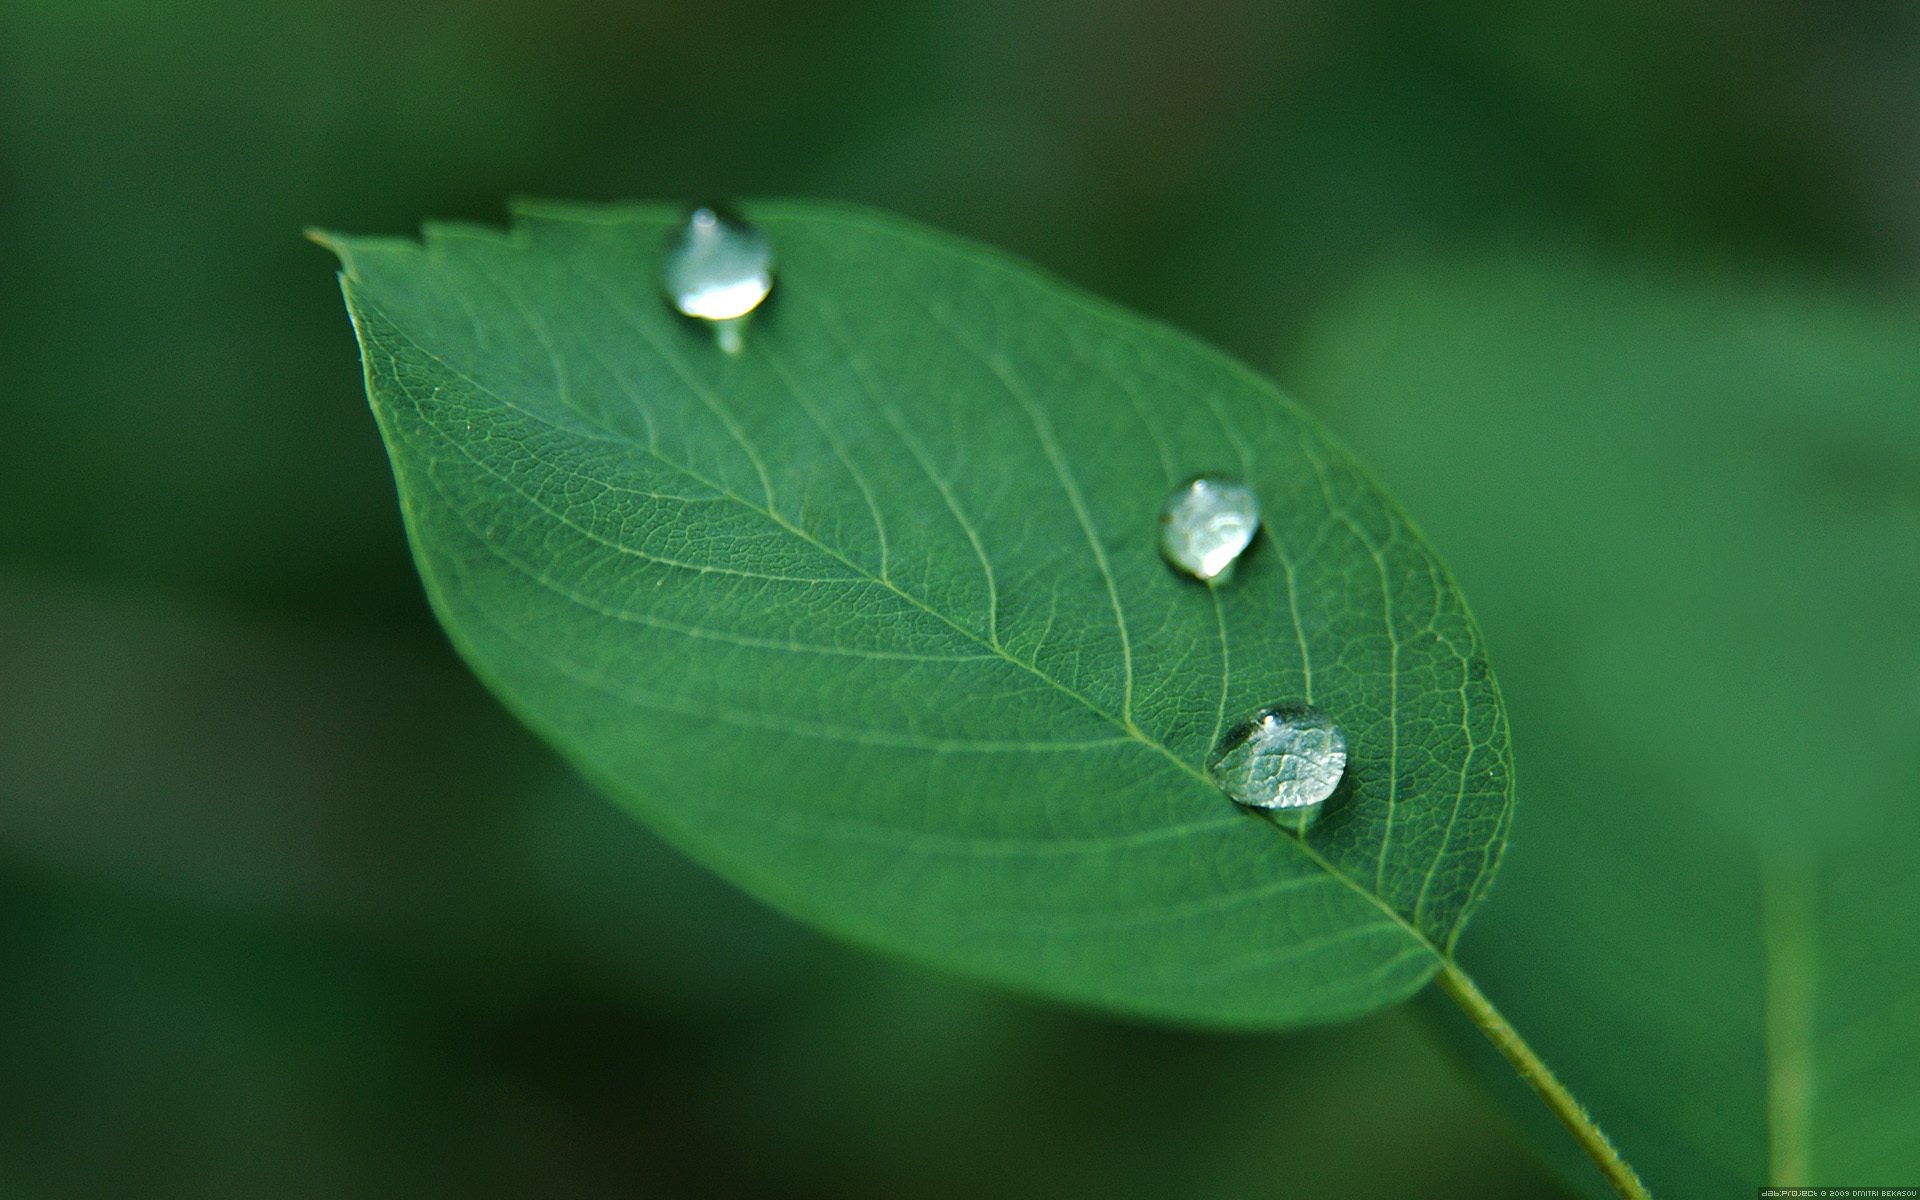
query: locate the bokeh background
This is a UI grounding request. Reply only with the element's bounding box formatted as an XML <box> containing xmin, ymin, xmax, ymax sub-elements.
<box><xmin>3</xmin><ymin>1</ymin><xmax>1916</xmax><ymax>1196</ymax></box>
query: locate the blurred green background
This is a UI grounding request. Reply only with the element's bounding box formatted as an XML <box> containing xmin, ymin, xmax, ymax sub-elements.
<box><xmin>2</xmin><ymin>1</ymin><xmax>1915</xmax><ymax>1196</ymax></box>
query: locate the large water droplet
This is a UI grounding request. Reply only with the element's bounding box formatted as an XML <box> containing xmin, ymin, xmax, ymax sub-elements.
<box><xmin>1159</xmin><ymin>475</ymin><xmax>1259</xmax><ymax>582</ymax></box>
<box><xmin>1207</xmin><ymin>704</ymin><xmax>1348</xmax><ymax>825</ymax></box>
<box><xmin>662</xmin><ymin>206</ymin><xmax>774</xmax><ymax>349</ymax></box>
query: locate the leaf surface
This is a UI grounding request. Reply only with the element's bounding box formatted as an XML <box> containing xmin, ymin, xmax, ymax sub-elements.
<box><xmin>328</xmin><ymin>201</ymin><xmax>1512</xmax><ymax>1026</ymax></box>
<box><xmin>1292</xmin><ymin>254</ymin><xmax>1920</xmax><ymax>1190</ymax></box>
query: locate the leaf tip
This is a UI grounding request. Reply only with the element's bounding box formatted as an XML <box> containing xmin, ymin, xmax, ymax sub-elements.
<box><xmin>304</xmin><ymin>226</ymin><xmax>367</xmax><ymax>283</ymax></box>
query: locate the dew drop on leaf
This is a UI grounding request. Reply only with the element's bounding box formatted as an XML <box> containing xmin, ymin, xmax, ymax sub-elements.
<box><xmin>1207</xmin><ymin>704</ymin><xmax>1348</xmax><ymax>827</ymax></box>
<box><xmin>661</xmin><ymin>206</ymin><xmax>774</xmax><ymax>351</ymax></box>
<box><xmin>1158</xmin><ymin>475</ymin><xmax>1260</xmax><ymax>582</ymax></box>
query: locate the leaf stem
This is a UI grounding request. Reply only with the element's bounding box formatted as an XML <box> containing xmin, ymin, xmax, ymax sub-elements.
<box><xmin>1434</xmin><ymin>961</ymin><xmax>1652</xmax><ymax>1200</ymax></box>
<box><xmin>1761</xmin><ymin>854</ymin><xmax>1815</xmax><ymax>1186</ymax></box>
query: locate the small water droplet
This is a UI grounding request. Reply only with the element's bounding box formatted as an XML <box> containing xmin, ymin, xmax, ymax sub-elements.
<box><xmin>1207</xmin><ymin>704</ymin><xmax>1348</xmax><ymax>826</ymax></box>
<box><xmin>662</xmin><ymin>206</ymin><xmax>774</xmax><ymax>350</ymax></box>
<box><xmin>1159</xmin><ymin>475</ymin><xmax>1259</xmax><ymax>582</ymax></box>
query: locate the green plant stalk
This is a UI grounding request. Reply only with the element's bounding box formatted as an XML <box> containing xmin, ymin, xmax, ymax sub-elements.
<box><xmin>1761</xmin><ymin>854</ymin><xmax>1814</xmax><ymax>1186</ymax></box>
<box><xmin>1435</xmin><ymin>962</ymin><xmax>1652</xmax><ymax>1200</ymax></box>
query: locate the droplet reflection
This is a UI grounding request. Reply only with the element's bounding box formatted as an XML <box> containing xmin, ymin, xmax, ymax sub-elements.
<box><xmin>1159</xmin><ymin>475</ymin><xmax>1259</xmax><ymax>582</ymax></box>
<box><xmin>1207</xmin><ymin>703</ymin><xmax>1348</xmax><ymax>829</ymax></box>
<box><xmin>661</xmin><ymin>206</ymin><xmax>775</xmax><ymax>352</ymax></box>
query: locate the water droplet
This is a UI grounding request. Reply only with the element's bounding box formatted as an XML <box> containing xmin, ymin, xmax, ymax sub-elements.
<box><xmin>1159</xmin><ymin>475</ymin><xmax>1259</xmax><ymax>582</ymax></box>
<box><xmin>1207</xmin><ymin>704</ymin><xmax>1348</xmax><ymax>825</ymax></box>
<box><xmin>662</xmin><ymin>206</ymin><xmax>774</xmax><ymax>351</ymax></box>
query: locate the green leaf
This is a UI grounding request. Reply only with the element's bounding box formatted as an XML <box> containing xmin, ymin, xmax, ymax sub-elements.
<box><xmin>1291</xmin><ymin>253</ymin><xmax>1920</xmax><ymax>1191</ymax></box>
<box><xmin>324</xmin><ymin>200</ymin><xmax>1512</xmax><ymax>1028</ymax></box>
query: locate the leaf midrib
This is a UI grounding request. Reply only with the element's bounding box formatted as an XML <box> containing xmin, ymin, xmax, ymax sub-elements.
<box><xmin>346</xmin><ymin>258</ymin><xmax>1449</xmax><ymax>969</ymax></box>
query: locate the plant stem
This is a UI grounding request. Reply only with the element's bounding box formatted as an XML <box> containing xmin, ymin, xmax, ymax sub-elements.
<box><xmin>1434</xmin><ymin>961</ymin><xmax>1653</xmax><ymax>1200</ymax></box>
